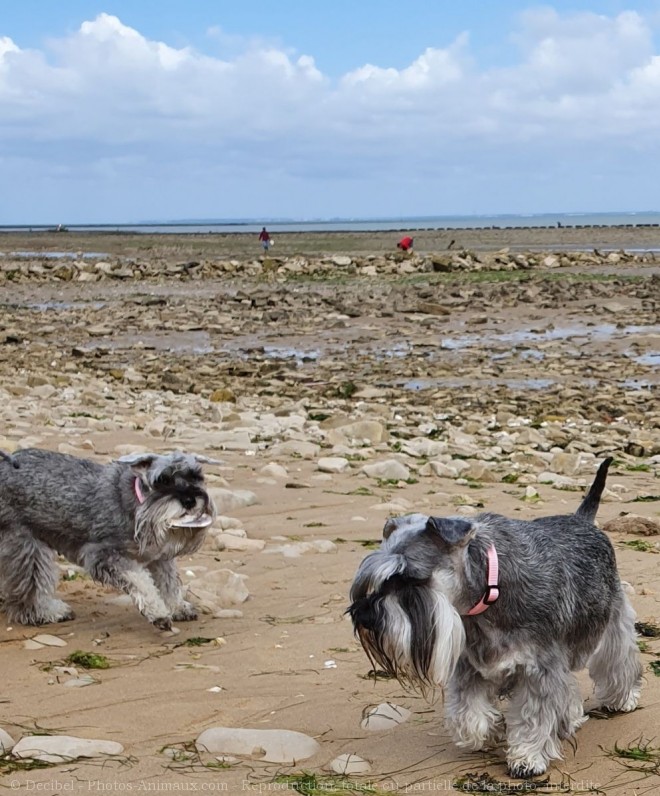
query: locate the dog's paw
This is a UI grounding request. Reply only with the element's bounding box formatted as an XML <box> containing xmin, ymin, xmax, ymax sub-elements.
<box><xmin>172</xmin><ymin>602</ymin><xmax>198</xmax><ymax>622</ymax></box>
<box><xmin>603</xmin><ymin>688</ymin><xmax>640</xmax><ymax>714</ymax></box>
<box><xmin>152</xmin><ymin>616</ymin><xmax>173</xmax><ymax>631</ymax></box>
<box><xmin>506</xmin><ymin>758</ymin><xmax>548</xmax><ymax>779</ymax></box>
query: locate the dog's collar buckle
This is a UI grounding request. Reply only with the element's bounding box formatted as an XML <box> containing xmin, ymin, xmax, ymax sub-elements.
<box><xmin>134</xmin><ymin>477</ymin><xmax>146</xmax><ymax>504</ymax></box>
<box><xmin>465</xmin><ymin>544</ymin><xmax>499</xmax><ymax>616</ymax></box>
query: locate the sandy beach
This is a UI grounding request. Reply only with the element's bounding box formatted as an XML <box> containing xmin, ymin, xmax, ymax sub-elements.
<box><xmin>0</xmin><ymin>228</ymin><xmax>659</xmax><ymax>795</ymax></box>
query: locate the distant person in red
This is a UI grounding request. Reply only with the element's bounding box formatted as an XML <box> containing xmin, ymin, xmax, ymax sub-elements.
<box><xmin>259</xmin><ymin>227</ymin><xmax>271</xmax><ymax>252</ymax></box>
<box><xmin>397</xmin><ymin>236</ymin><xmax>414</xmax><ymax>252</ymax></box>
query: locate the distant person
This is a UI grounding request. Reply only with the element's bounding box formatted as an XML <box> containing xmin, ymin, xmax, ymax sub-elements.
<box><xmin>397</xmin><ymin>236</ymin><xmax>414</xmax><ymax>252</ymax></box>
<box><xmin>259</xmin><ymin>227</ymin><xmax>271</xmax><ymax>252</ymax></box>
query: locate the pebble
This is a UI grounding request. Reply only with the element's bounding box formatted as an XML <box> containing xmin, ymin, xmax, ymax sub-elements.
<box><xmin>361</xmin><ymin>702</ymin><xmax>412</xmax><ymax>731</ymax></box>
<box><xmin>362</xmin><ymin>460</ymin><xmax>410</xmax><ymax>481</ymax></box>
<box><xmin>32</xmin><ymin>634</ymin><xmax>68</xmax><ymax>647</ymax></box>
<box><xmin>329</xmin><ymin>753</ymin><xmax>372</xmax><ymax>775</ymax></box>
<box><xmin>196</xmin><ymin>727</ymin><xmax>320</xmax><ymax>763</ymax></box>
<box><xmin>12</xmin><ymin>735</ymin><xmax>124</xmax><ymax>763</ymax></box>
<box><xmin>0</xmin><ymin>728</ymin><xmax>16</xmax><ymax>754</ymax></box>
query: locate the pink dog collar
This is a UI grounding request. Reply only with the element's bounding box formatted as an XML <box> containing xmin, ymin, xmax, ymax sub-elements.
<box><xmin>465</xmin><ymin>544</ymin><xmax>499</xmax><ymax>616</ymax></box>
<box><xmin>134</xmin><ymin>477</ymin><xmax>146</xmax><ymax>504</ymax></box>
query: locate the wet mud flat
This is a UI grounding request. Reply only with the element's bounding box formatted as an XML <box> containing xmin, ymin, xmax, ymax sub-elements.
<box><xmin>4</xmin><ymin>223</ymin><xmax>660</xmax><ymax>258</ymax></box>
<box><xmin>1</xmin><ymin>264</ymin><xmax>658</xmax><ymax>423</ymax></box>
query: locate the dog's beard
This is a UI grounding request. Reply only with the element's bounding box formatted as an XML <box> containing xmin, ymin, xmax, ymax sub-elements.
<box><xmin>135</xmin><ymin>495</ymin><xmax>212</xmax><ymax>557</ymax></box>
<box><xmin>351</xmin><ymin>583</ymin><xmax>465</xmax><ymax>690</ymax></box>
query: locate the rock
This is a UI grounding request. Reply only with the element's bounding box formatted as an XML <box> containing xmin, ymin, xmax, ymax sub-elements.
<box><xmin>196</xmin><ymin>727</ymin><xmax>320</xmax><ymax>763</ymax></box>
<box><xmin>603</xmin><ymin>515</ymin><xmax>660</xmax><ymax>536</ymax></box>
<box><xmin>327</xmin><ymin>421</ymin><xmax>388</xmax><ymax>446</ymax></box>
<box><xmin>317</xmin><ymin>457</ymin><xmax>350</xmax><ymax>474</ymax></box>
<box><xmin>269</xmin><ymin>440</ymin><xmax>321</xmax><ymax>459</ymax></box>
<box><xmin>210</xmin><ymin>388</ymin><xmax>236</xmax><ymax>403</ymax></box>
<box><xmin>214</xmin><ymin>534</ymin><xmax>265</xmax><ymax>552</ymax></box>
<box><xmin>32</xmin><ymin>634</ymin><xmax>67</xmax><ymax>647</ymax></box>
<box><xmin>87</xmin><ymin>325</ymin><xmax>112</xmax><ymax>337</ymax></box>
<box><xmin>417</xmin><ymin>302</ymin><xmax>451</xmax><ymax>316</ymax></box>
<box><xmin>188</xmin><ymin>569</ymin><xmax>249</xmax><ymax>615</ymax></box>
<box><xmin>63</xmin><ymin>675</ymin><xmax>98</xmax><ymax>688</ymax></box>
<box><xmin>209</xmin><ymin>488</ymin><xmax>259</xmax><ymax>513</ymax></box>
<box><xmin>362</xmin><ymin>460</ymin><xmax>410</xmax><ymax>481</ymax></box>
<box><xmin>537</xmin><ymin>472</ymin><xmax>582</xmax><ymax>489</ymax></box>
<box><xmin>523</xmin><ymin>486</ymin><xmax>541</xmax><ymax>502</ymax></box>
<box><xmin>329</xmin><ymin>753</ymin><xmax>371</xmax><ymax>775</ymax></box>
<box><xmin>361</xmin><ymin>703</ymin><xmax>411</xmax><ymax>731</ymax></box>
<box><xmin>12</xmin><ymin>735</ymin><xmax>124</xmax><ymax>763</ymax></box>
<box><xmin>419</xmin><ymin>460</ymin><xmax>461</xmax><ymax>478</ymax></box>
<box><xmin>462</xmin><ymin>461</ymin><xmax>498</xmax><ymax>483</ymax></box>
<box><xmin>263</xmin><ymin>540</ymin><xmax>337</xmax><ymax>557</ymax></box>
<box><xmin>0</xmin><ymin>728</ymin><xmax>16</xmax><ymax>753</ymax></box>
<box><xmin>260</xmin><ymin>462</ymin><xmax>288</xmax><ymax>479</ymax></box>
<box><xmin>331</xmin><ymin>256</ymin><xmax>352</xmax><ymax>267</ymax></box>
<box><xmin>550</xmin><ymin>452</ymin><xmax>582</xmax><ymax>476</ymax></box>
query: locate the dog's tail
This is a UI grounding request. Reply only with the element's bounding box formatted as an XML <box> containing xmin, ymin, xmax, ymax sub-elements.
<box><xmin>575</xmin><ymin>457</ymin><xmax>613</xmax><ymax>523</ymax></box>
<box><xmin>0</xmin><ymin>450</ymin><xmax>19</xmax><ymax>469</ymax></box>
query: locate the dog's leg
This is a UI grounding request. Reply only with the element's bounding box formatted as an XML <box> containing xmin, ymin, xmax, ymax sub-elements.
<box><xmin>445</xmin><ymin>657</ymin><xmax>504</xmax><ymax>751</ymax></box>
<box><xmin>506</xmin><ymin>655</ymin><xmax>577</xmax><ymax>778</ymax></box>
<box><xmin>588</xmin><ymin>594</ymin><xmax>642</xmax><ymax>713</ymax></box>
<box><xmin>0</xmin><ymin>529</ymin><xmax>74</xmax><ymax>625</ymax></box>
<box><xmin>148</xmin><ymin>559</ymin><xmax>197</xmax><ymax>621</ymax></box>
<box><xmin>84</xmin><ymin>550</ymin><xmax>173</xmax><ymax>630</ymax></box>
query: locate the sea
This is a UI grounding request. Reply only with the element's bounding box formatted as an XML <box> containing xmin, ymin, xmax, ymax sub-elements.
<box><xmin>2</xmin><ymin>211</ymin><xmax>660</xmax><ymax>235</ymax></box>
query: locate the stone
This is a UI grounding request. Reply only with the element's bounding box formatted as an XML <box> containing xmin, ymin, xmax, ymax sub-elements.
<box><xmin>214</xmin><ymin>534</ymin><xmax>265</xmax><ymax>552</ymax></box>
<box><xmin>329</xmin><ymin>753</ymin><xmax>371</xmax><ymax>775</ymax></box>
<box><xmin>0</xmin><ymin>728</ymin><xmax>16</xmax><ymax>753</ymax></box>
<box><xmin>419</xmin><ymin>461</ymin><xmax>460</xmax><ymax>478</ymax></box>
<box><xmin>196</xmin><ymin>727</ymin><xmax>320</xmax><ymax>763</ymax></box>
<box><xmin>210</xmin><ymin>388</ymin><xmax>236</xmax><ymax>403</ymax></box>
<box><xmin>550</xmin><ymin>452</ymin><xmax>582</xmax><ymax>476</ymax></box>
<box><xmin>208</xmin><ymin>488</ymin><xmax>259</xmax><ymax>514</ymax></box>
<box><xmin>361</xmin><ymin>703</ymin><xmax>411</xmax><ymax>731</ymax></box>
<box><xmin>602</xmin><ymin>515</ymin><xmax>660</xmax><ymax>537</ymax></box>
<box><xmin>12</xmin><ymin>735</ymin><xmax>124</xmax><ymax>763</ymax></box>
<box><xmin>32</xmin><ymin>634</ymin><xmax>67</xmax><ymax>647</ymax></box>
<box><xmin>260</xmin><ymin>462</ymin><xmax>288</xmax><ymax>479</ymax></box>
<box><xmin>331</xmin><ymin>256</ymin><xmax>352</xmax><ymax>267</ymax></box>
<box><xmin>188</xmin><ymin>569</ymin><xmax>249</xmax><ymax>615</ymax></box>
<box><xmin>362</xmin><ymin>460</ymin><xmax>410</xmax><ymax>481</ymax></box>
<box><xmin>269</xmin><ymin>440</ymin><xmax>321</xmax><ymax>459</ymax></box>
<box><xmin>537</xmin><ymin>472</ymin><xmax>582</xmax><ymax>489</ymax></box>
<box><xmin>327</xmin><ymin>421</ymin><xmax>388</xmax><ymax>446</ymax></box>
<box><xmin>263</xmin><ymin>540</ymin><xmax>337</xmax><ymax>557</ymax></box>
<box><xmin>317</xmin><ymin>457</ymin><xmax>350</xmax><ymax>474</ymax></box>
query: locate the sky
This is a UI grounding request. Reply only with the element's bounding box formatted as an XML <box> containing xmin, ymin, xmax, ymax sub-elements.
<box><xmin>2</xmin><ymin>1</ymin><xmax>660</xmax><ymax>224</ymax></box>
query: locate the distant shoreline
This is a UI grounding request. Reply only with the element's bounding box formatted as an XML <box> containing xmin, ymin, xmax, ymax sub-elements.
<box><xmin>3</xmin><ymin>212</ymin><xmax>660</xmax><ymax>236</ymax></box>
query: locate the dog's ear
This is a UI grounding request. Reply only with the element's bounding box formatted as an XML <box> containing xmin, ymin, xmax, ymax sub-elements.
<box><xmin>116</xmin><ymin>452</ymin><xmax>159</xmax><ymax>473</ymax></box>
<box><xmin>383</xmin><ymin>513</ymin><xmax>428</xmax><ymax>539</ymax></box>
<box><xmin>426</xmin><ymin>516</ymin><xmax>474</xmax><ymax>546</ymax></box>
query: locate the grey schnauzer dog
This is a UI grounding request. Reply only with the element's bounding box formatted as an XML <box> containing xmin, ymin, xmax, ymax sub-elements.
<box><xmin>349</xmin><ymin>459</ymin><xmax>642</xmax><ymax>778</ymax></box>
<box><xmin>0</xmin><ymin>448</ymin><xmax>218</xmax><ymax>630</ymax></box>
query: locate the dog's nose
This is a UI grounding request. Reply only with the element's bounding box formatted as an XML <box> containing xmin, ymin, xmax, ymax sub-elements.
<box><xmin>180</xmin><ymin>494</ymin><xmax>197</xmax><ymax>510</ymax></box>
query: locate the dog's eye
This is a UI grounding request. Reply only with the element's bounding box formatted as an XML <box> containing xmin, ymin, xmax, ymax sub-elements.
<box><xmin>154</xmin><ymin>473</ymin><xmax>172</xmax><ymax>488</ymax></box>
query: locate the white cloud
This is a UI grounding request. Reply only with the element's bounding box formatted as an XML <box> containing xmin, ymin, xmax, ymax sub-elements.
<box><xmin>1</xmin><ymin>9</ymin><xmax>659</xmax><ymax>221</ymax></box>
